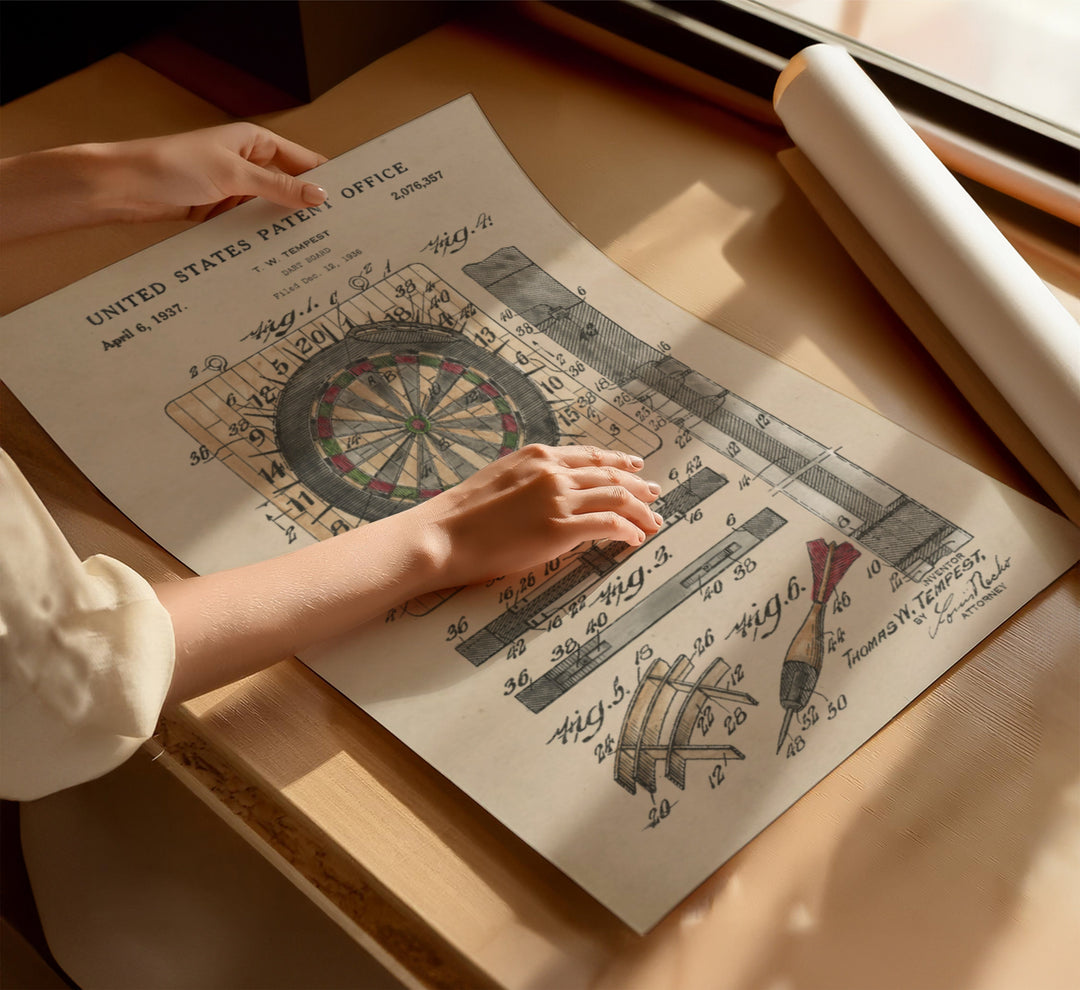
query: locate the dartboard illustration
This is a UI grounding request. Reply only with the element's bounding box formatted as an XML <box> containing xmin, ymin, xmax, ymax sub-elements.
<box><xmin>275</xmin><ymin>322</ymin><xmax>559</xmax><ymax>520</ymax></box>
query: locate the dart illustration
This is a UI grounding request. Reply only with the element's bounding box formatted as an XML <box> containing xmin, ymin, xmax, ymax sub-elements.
<box><xmin>776</xmin><ymin>539</ymin><xmax>860</xmax><ymax>753</ymax></box>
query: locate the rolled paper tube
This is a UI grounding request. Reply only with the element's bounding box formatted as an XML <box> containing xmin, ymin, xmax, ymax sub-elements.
<box><xmin>773</xmin><ymin>45</ymin><xmax>1080</xmax><ymax>492</ymax></box>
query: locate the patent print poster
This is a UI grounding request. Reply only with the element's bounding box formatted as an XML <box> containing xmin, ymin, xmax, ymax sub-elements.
<box><xmin>2</xmin><ymin>98</ymin><xmax>1077</xmax><ymax>932</ymax></box>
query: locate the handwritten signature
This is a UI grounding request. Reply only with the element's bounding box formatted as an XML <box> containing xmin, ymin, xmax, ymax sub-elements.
<box><xmin>927</xmin><ymin>554</ymin><xmax>1012</xmax><ymax>638</ymax></box>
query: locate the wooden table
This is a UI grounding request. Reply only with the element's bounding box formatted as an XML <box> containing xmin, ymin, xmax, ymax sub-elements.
<box><xmin>3</xmin><ymin>9</ymin><xmax>1077</xmax><ymax>989</ymax></box>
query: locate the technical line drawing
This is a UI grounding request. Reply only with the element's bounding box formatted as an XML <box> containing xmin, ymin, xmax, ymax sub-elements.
<box><xmin>516</xmin><ymin>508</ymin><xmax>788</xmax><ymax>713</ymax></box>
<box><xmin>166</xmin><ymin>264</ymin><xmax>662</xmax><ymax>547</ymax></box>
<box><xmin>463</xmin><ymin>247</ymin><xmax>972</xmax><ymax>580</ymax></box>
<box><xmin>455</xmin><ymin>466</ymin><xmax>729</xmax><ymax>666</ymax></box>
<box><xmin>776</xmin><ymin>539</ymin><xmax>860</xmax><ymax>753</ymax></box>
<box><xmin>274</xmin><ymin>322</ymin><xmax>557</xmax><ymax>520</ymax></box>
<box><xmin>615</xmin><ymin>655</ymin><xmax>756</xmax><ymax>795</ymax></box>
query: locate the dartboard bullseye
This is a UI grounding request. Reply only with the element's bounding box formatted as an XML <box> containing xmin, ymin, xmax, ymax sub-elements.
<box><xmin>275</xmin><ymin>322</ymin><xmax>558</xmax><ymax>520</ymax></box>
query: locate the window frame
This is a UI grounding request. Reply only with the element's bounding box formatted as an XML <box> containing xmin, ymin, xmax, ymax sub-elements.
<box><xmin>543</xmin><ymin>0</ymin><xmax>1079</xmax><ymax>183</ymax></box>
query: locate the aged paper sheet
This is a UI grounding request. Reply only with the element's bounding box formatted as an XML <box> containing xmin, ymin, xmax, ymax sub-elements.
<box><xmin>3</xmin><ymin>98</ymin><xmax>1077</xmax><ymax>932</ymax></box>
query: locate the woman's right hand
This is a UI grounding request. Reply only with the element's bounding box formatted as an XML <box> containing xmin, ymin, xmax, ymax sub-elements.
<box><xmin>413</xmin><ymin>444</ymin><xmax>663</xmax><ymax>588</ymax></box>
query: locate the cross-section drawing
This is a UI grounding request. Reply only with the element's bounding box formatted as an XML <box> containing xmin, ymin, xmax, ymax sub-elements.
<box><xmin>516</xmin><ymin>508</ymin><xmax>788</xmax><ymax>712</ymax></box>
<box><xmin>464</xmin><ymin>247</ymin><xmax>972</xmax><ymax>580</ymax></box>
<box><xmin>455</xmin><ymin>466</ymin><xmax>729</xmax><ymax>666</ymax></box>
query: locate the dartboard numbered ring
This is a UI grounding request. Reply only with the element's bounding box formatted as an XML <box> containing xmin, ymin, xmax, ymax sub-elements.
<box><xmin>275</xmin><ymin>322</ymin><xmax>558</xmax><ymax>520</ymax></box>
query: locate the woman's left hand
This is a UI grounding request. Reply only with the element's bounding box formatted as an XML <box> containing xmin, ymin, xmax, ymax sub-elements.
<box><xmin>0</xmin><ymin>122</ymin><xmax>329</xmax><ymax>240</ymax></box>
<box><xmin>102</xmin><ymin>122</ymin><xmax>329</xmax><ymax>222</ymax></box>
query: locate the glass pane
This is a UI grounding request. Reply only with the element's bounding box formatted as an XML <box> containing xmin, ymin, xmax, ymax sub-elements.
<box><xmin>757</xmin><ymin>0</ymin><xmax>1080</xmax><ymax>135</ymax></box>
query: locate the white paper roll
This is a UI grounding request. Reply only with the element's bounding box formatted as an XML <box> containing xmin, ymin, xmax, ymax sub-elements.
<box><xmin>773</xmin><ymin>44</ymin><xmax>1080</xmax><ymax>490</ymax></box>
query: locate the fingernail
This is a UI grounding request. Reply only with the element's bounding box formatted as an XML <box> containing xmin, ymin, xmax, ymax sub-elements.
<box><xmin>653</xmin><ymin>512</ymin><xmax>664</xmax><ymax>526</ymax></box>
<box><xmin>302</xmin><ymin>183</ymin><xmax>327</xmax><ymax>205</ymax></box>
<box><xmin>648</xmin><ymin>482</ymin><xmax>661</xmax><ymax>496</ymax></box>
<box><xmin>629</xmin><ymin>455</ymin><xmax>644</xmax><ymax>469</ymax></box>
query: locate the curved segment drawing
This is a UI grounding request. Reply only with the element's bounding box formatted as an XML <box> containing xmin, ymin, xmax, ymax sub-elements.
<box><xmin>666</xmin><ymin>656</ymin><xmax>756</xmax><ymax>789</ymax></box>
<box><xmin>635</xmin><ymin>655</ymin><xmax>693</xmax><ymax>793</ymax></box>
<box><xmin>614</xmin><ymin>658</ymin><xmax>672</xmax><ymax>794</ymax></box>
<box><xmin>616</xmin><ymin>655</ymin><xmax>753</xmax><ymax>795</ymax></box>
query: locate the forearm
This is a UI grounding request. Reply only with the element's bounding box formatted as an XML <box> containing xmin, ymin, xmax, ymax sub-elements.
<box><xmin>156</xmin><ymin>511</ymin><xmax>444</xmax><ymax>704</ymax></box>
<box><xmin>1</xmin><ymin>124</ymin><xmax>329</xmax><ymax>242</ymax></box>
<box><xmin>154</xmin><ymin>444</ymin><xmax>661</xmax><ymax>705</ymax></box>
<box><xmin>0</xmin><ymin>144</ymin><xmax>128</xmax><ymax>240</ymax></box>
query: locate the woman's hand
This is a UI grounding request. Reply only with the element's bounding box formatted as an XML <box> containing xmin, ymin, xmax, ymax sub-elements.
<box><xmin>414</xmin><ymin>444</ymin><xmax>664</xmax><ymax>588</ymax></box>
<box><xmin>157</xmin><ymin>443</ymin><xmax>662</xmax><ymax>703</ymax></box>
<box><xmin>97</xmin><ymin>122</ymin><xmax>329</xmax><ymax>222</ymax></box>
<box><xmin>0</xmin><ymin>123</ymin><xmax>328</xmax><ymax>240</ymax></box>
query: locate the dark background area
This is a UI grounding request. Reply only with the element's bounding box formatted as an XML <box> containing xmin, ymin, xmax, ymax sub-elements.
<box><xmin>1</xmin><ymin>0</ymin><xmax>459</xmax><ymax>110</ymax></box>
<box><xmin>2</xmin><ymin>1</ymin><xmax>191</xmax><ymax>104</ymax></box>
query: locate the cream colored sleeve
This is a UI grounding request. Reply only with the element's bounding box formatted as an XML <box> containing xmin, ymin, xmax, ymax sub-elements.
<box><xmin>0</xmin><ymin>449</ymin><xmax>175</xmax><ymax>800</ymax></box>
